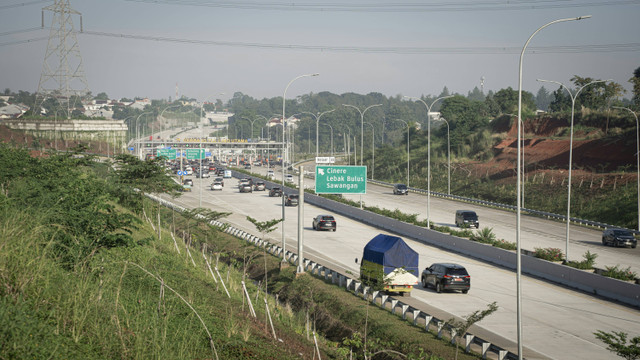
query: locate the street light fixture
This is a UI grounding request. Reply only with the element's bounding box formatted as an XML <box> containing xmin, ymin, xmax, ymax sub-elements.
<box><xmin>612</xmin><ymin>106</ymin><xmax>640</xmax><ymax>232</ymax></box>
<box><xmin>404</xmin><ymin>95</ymin><xmax>453</xmax><ymax>227</ymax></box>
<box><xmin>516</xmin><ymin>15</ymin><xmax>591</xmax><ymax>360</ymax></box>
<box><xmin>395</xmin><ymin>119</ymin><xmax>410</xmax><ymax>187</ymax></box>
<box><xmin>281</xmin><ymin>73</ymin><xmax>319</xmax><ymax>262</ymax></box>
<box><xmin>537</xmin><ymin>78</ymin><xmax>609</xmax><ymax>261</ymax></box>
<box><xmin>343</xmin><ymin>104</ymin><xmax>382</xmax><ymax>166</ymax></box>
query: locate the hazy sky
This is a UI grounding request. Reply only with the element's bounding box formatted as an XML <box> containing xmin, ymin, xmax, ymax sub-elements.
<box><xmin>1</xmin><ymin>0</ymin><xmax>639</xmax><ymax>103</ymax></box>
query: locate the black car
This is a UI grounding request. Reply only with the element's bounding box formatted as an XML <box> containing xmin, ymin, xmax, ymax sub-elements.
<box><xmin>312</xmin><ymin>215</ymin><xmax>336</xmax><ymax>231</ymax></box>
<box><xmin>285</xmin><ymin>194</ymin><xmax>299</xmax><ymax>206</ymax></box>
<box><xmin>393</xmin><ymin>184</ymin><xmax>409</xmax><ymax>195</ymax></box>
<box><xmin>269</xmin><ymin>187</ymin><xmax>282</xmax><ymax>197</ymax></box>
<box><xmin>602</xmin><ymin>228</ymin><xmax>637</xmax><ymax>248</ymax></box>
<box><xmin>455</xmin><ymin>210</ymin><xmax>479</xmax><ymax>228</ymax></box>
<box><xmin>421</xmin><ymin>263</ymin><xmax>470</xmax><ymax>294</ymax></box>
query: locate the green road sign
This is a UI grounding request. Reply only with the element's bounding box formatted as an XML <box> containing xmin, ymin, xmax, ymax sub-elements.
<box><xmin>157</xmin><ymin>149</ymin><xmax>177</xmax><ymax>159</ymax></box>
<box><xmin>186</xmin><ymin>149</ymin><xmax>205</xmax><ymax>160</ymax></box>
<box><xmin>315</xmin><ymin>166</ymin><xmax>367</xmax><ymax>194</ymax></box>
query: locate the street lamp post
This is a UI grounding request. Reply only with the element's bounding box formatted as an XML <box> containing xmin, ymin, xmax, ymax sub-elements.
<box><xmin>300</xmin><ymin>109</ymin><xmax>336</xmax><ymax>159</ymax></box>
<box><xmin>136</xmin><ymin>111</ymin><xmax>153</xmax><ymax>160</ymax></box>
<box><xmin>365</xmin><ymin>122</ymin><xmax>375</xmax><ymax>179</ymax></box>
<box><xmin>281</xmin><ymin>73</ymin><xmax>319</xmax><ymax>262</ymax></box>
<box><xmin>516</xmin><ymin>16</ymin><xmax>591</xmax><ymax>360</ymax></box>
<box><xmin>325</xmin><ymin>123</ymin><xmax>334</xmax><ymax>157</ymax></box>
<box><xmin>440</xmin><ymin>118</ymin><xmax>451</xmax><ymax>195</ymax></box>
<box><xmin>404</xmin><ymin>95</ymin><xmax>453</xmax><ymax>228</ymax></box>
<box><xmin>343</xmin><ymin>104</ymin><xmax>382</xmax><ymax>166</ymax></box>
<box><xmin>537</xmin><ymin>78</ymin><xmax>609</xmax><ymax>261</ymax></box>
<box><xmin>395</xmin><ymin>119</ymin><xmax>410</xmax><ymax>186</ymax></box>
<box><xmin>241</xmin><ymin>117</ymin><xmax>258</xmax><ymax>142</ymax></box>
<box><xmin>612</xmin><ymin>106</ymin><xmax>640</xmax><ymax>232</ymax></box>
<box><xmin>160</xmin><ymin>104</ymin><xmax>181</xmax><ymax>139</ymax></box>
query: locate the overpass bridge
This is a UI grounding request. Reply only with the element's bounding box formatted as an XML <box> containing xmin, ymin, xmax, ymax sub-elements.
<box><xmin>134</xmin><ymin>137</ymin><xmax>287</xmax><ymax>163</ymax></box>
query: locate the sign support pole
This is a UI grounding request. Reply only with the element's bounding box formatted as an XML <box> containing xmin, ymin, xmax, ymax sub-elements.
<box><xmin>297</xmin><ymin>165</ymin><xmax>305</xmax><ymax>274</ymax></box>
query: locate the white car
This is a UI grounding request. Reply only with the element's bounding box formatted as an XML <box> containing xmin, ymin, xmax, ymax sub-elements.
<box><xmin>285</xmin><ymin>174</ymin><xmax>294</xmax><ymax>183</ymax></box>
<box><xmin>267</xmin><ymin>170</ymin><xmax>275</xmax><ymax>180</ymax></box>
<box><xmin>210</xmin><ymin>182</ymin><xmax>223</xmax><ymax>191</ymax></box>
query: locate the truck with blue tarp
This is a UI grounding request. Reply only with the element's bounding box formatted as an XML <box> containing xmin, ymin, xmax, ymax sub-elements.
<box><xmin>358</xmin><ymin>234</ymin><xmax>419</xmax><ymax>296</ymax></box>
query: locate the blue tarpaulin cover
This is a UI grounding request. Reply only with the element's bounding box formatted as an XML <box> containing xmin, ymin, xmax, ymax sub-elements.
<box><xmin>362</xmin><ymin>234</ymin><xmax>419</xmax><ymax>276</ymax></box>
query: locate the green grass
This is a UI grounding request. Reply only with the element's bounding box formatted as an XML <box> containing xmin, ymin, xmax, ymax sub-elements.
<box><xmin>0</xmin><ymin>195</ymin><xmax>489</xmax><ymax>359</ymax></box>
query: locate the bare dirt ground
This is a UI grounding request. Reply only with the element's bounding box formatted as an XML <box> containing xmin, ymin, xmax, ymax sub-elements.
<box><xmin>466</xmin><ymin>117</ymin><xmax>637</xmax><ymax>186</ymax></box>
<box><xmin>0</xmin><ymin>124</ymin><xmax>115</xmax><ymax>157</ymax></box>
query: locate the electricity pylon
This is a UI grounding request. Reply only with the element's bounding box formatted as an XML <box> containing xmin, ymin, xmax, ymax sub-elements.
<box><xmin>34</xmin><ymin>0</ymin><xmax>90</xmax><ymax>119</ymax></box>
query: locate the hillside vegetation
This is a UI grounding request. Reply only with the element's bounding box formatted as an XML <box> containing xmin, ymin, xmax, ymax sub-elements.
<box><xmin>0</xmin><ymin>144</ymin><xmax>482</xmax><ymax>360</ymax></box>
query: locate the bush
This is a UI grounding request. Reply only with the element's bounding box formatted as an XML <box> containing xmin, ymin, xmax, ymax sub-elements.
<box><xmin>534</xmin><ymin>247</ymin><xmax>564</xmax><ymax>262</ymax></box>
<box><xmin>492</xmin><ymin>239</ymin><xmax>517</xmax><ymax>250</ymax></box>
<box><xmin>602</xmin><ymin>265</ymin><xmax>637</xmax><ymax>281</ymax></box>
<box><xmin>565</xmin><ymin>250</ymin><xmax>598</xmax><ymax>270</ymax></box>
<box><xmin>470</xmin><ymin>227</ymin><xmax>497</xmax><ymax>244</ymax></box>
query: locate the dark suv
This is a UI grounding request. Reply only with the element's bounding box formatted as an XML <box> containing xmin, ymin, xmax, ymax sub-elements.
<box><xmin>421</xmin><ymin>263</ymin><xmax>470</xmax><ymax>294</ymax></box>
<box><xmin>285</xmin><ymin>194</ymin><xmax>299</xmax><ymax>206</ymax></box>
<box><xmin>312</xmin><ymin>215</ymin><xmax>336</xmax><ymax>231</ymax></box>
<box><xmin>269</xmin><ymin>187</ymin><xmax>282</xmax><ymax>197</ymax></box>
<box><xmin>393</xmin><ymin>184</ymin><xmax>409</xmax><ymax>195</ymax></box>
<box><xmin>602</xmin><ymin>228</ymin><xmax>637</xmax><ymax>248</ymax></box>
<box><xmin>455</xmin><ymin>210</ymin><xmax>479</xmax><ymax>228</ymax></box>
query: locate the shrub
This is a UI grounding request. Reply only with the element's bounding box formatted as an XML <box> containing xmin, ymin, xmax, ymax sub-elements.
<box><xmin>493</xmin><ymin>239</ymin><xmax>517</xmax><ymax>250</ymax></box>
<box><xmin>470</xmin><ymin>227</ymin><xmax>497</xmax><ymax>244</ymax></box>
<box><xmin>534</xmin><ymin>247</ymin><xmax>564</xmax><ymax>262</ymax></box>
<box><xmin>602</xmin><ymin>265</ymin><xmax>638</xmax><ymax>281</ymax></box>
<box><xmin>565</xmin><ymin>250</ymin><xmax>598</xmax><ymax>270</ymax></box>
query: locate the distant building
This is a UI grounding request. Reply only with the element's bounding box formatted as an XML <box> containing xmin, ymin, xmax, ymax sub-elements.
<box><xmin>0</xmin><ymin>104</ymin><xmax>27</xmax><ymax>119</ymax></box>
<box><xmin>267</xmin><ymin>116</ymin><xmax>299</xmax><ymax>129</ymax></box>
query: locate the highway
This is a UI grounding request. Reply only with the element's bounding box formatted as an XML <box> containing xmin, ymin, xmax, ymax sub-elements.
<box><xmin>155</xmin><ymin>126</ymin><xmax>640</xmax><ymax>359</ymax></box>
<box><xmin>250</xmin><ymin>163</ymin><xmax>640</xmax><ymax>275</ymax></box>
<box><xmin>160</xmin><ymin>174</ymin><xmax>640</xmax><ymax>360</ymax></box>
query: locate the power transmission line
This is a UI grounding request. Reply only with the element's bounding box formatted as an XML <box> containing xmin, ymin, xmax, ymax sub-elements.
<box><xmin>0</xmin><ymin>1</ymin><xmax>52</xmax><ymax>11</ymax></box>
<box><xmin>123</xmin><ymin>0</ymin><xmax>640</xmax><ymax>12</ymax></box>
<box><xmin>79</xmin><ymin>29</ymin><xmax>640</xmax><ymax>54</ymax></box>
<box><xmin>3</xmin><ymin>27</ymin><xmax>640</xmax><ymax>54</ymax></box>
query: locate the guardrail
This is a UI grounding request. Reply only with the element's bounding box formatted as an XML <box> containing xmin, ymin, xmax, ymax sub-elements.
<box><xmin>146</xmin><ymin>191</ymin><xmax>520</xmax><ymax>360</ymax></box>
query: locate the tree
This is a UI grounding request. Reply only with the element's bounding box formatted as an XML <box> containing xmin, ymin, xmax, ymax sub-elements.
<box><xmin>492</xmin><ymin>87</ymin><xmax>536</xmax><ymax>114</ymax></box>
<box><xmin>447</xmin><ymin>302</ymin><xmax>499</xmax><ymax>360</ymax></box>
<box><xmin>94</xmin><ymin>92</ymin><xmax>109</xmax><ymax>100</ymax></box>
<box><xmin>594</xmin><ymin>330</ymin><xmax>640</xmax><ymax>360</ymax></box>
<box><xmin>535</xmin><ymin>86</ymin><xmax>553</xmax><ymax>111</ymax></box>
<box><xmin>549</xmin><ymin>86</ymin><xmax>572</xmax><ymax>112</ymax></box>
<box><xmin>467</xmin><ymin>86</ymin><xmax>485</xmax><ymax>102</ymax></box>
<box><xmin>112</xmin><ymin>153</ymin><xmax>182</xmax><ymax>197</ymax></box>
<box><xmin>629</xmin><ymin>67</ymin><xmax>640</xmax><ymax>109</ymax></box>
<box><xmin>571</xmin><ymin>75</ymin><xmax>625</xmax><ymax>110</ymax></box>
